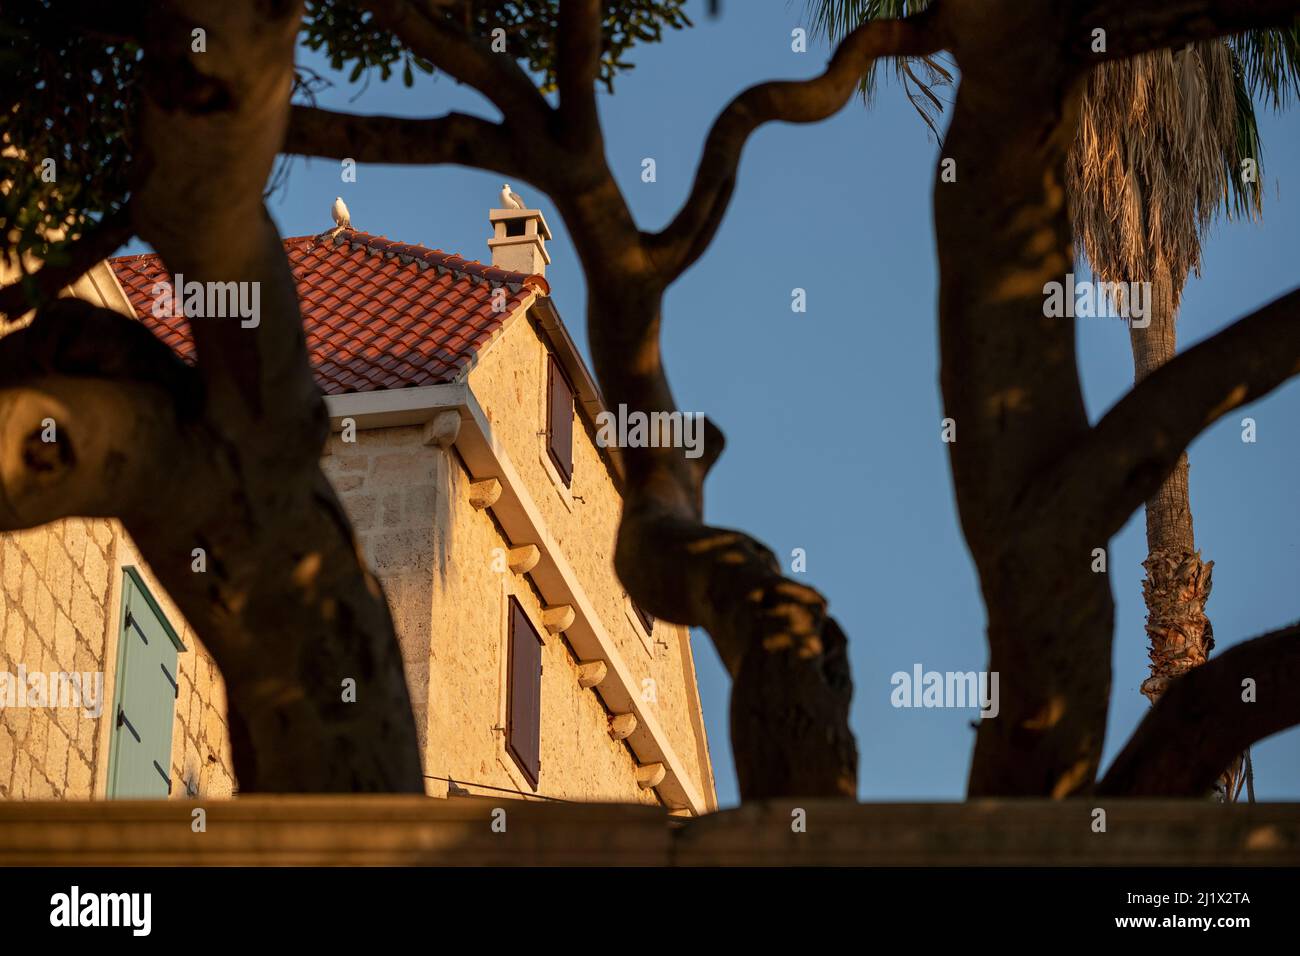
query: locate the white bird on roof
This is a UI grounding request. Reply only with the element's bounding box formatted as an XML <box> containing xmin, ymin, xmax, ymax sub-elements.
<box><xmin>332</xmin><ymin>196</ymin><xmax>351</xmax><ymax>229</ymax></box>
<box><xmin>500</xmin><ymin>183</ymin><xmax>526</xmax><ymax>210</ymax></box>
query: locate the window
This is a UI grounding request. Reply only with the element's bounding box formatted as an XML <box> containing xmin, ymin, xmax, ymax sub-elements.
<box><xmin>545</xmin><ymin>353</ymin><xmax>574</xmax><ymax>486</ymax></box>
<box><xmin>624</xmin><ymin>595</ymin><xmax>657</xmax><ymax>657</ymax></box>
<box><xmin>506</xmin><ymin>597</ymin><xmax>543</xmax><ymax>788</ymax></box>
<box><xmin>107</xmin><ymin>568</ymin><xmax>185</xmax><ymax>798</ymax></box>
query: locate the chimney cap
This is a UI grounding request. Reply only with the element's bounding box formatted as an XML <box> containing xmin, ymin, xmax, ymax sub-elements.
<box><xmin>489</xmin><ymin>207</ymin><xmax>553</xmax><ymax>241</ymax></box>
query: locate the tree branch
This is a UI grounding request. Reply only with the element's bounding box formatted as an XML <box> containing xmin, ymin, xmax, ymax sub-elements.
<box><xmin>0</xmin><ymin>206</ymin><xmax>134</xmax><ymax>321</ymax></box>
<box><xmin>1072</xmin><ymin>0</ymin><xmax>1300</xmax><ymax>62</ymax></box>
<box><xmin>1029</xmin><ymin>287</ymin><xmax>1300</xmax><ymax>542</ymax></box>
<box><xmin>557</xmin><ymin>0</ymin><xmax>602</xmax><ymax>150</ymax></box>
<box><xmin>118</xmin><ymin>0</ymin><xmax>424</xmax><ymax>792</ymax></box>
<box><xmin>644</xmin><ymin>6</ymin><xmax>947</xmax><ymax>282</ymax></box>
<box><xmin>0</xmin><ymin>299</ymin><xmax>198</xmax><ymax>530</ymax></box>
<box><xmin>537</xmin><ymin>7</ymin><xmax>949</xmax><ymax>801</ymax></box>
<box><xmin>283</xmin><ymin>105</ymin><xmax>522</xmax><ymax>174</ymax></box>
<box><xmin>618</xmin><ymin>510</ymin><xmax>857</xmax><ymax>798</ymax></box>
<box><xmin>358</xmin><ymin>0</ymin><xmax>551</xmax><ymax>131</ymax></box>
<box><xmin>1097</xmin><ymin>622</ymin><xmax>1300</xmax><ymax>796</ymax></box>
<box><xmin>132</xmin><ymin>0</ymin><xmax>321</xmax><ymax>446</ymax></box>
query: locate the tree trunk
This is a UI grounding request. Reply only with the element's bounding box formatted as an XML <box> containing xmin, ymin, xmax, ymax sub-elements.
<box><xmin>0</xmin><ymin>0</ymin><xmax>426</xmax><ymax>792</ymax></box>
<box><xmin>939</xmin><ymin>0</ymin><xmax>1115</xmax><ymax>798</ymax></box>
<box><xmin>1130</xmin><ymin>261</ymin><xmax>1215</xmax><ymax>706</ymax></box>
<box><xmin>1129</xmin><ymin>260</ymin><xmax>1241</xmax><ymax>799</ymax></box>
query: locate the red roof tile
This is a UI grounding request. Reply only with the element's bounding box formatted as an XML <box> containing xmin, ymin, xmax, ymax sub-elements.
<box><xmin>109</xmin><ymin>229</ymin><xmax>543</xmax><ymax>395</ymax></box>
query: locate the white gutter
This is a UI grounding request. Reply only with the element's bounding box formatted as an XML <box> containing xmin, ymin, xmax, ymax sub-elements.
<box><xmin>325</xmin><ymin>384</ymin><xmax>707</xmax><ymax>816</ymax></box>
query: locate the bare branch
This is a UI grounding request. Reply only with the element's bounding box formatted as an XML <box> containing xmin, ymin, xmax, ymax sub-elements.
<box><xmin>1097</xmin><ymin>622</ymin><xmax>1300</xmax><ymax>796</ymax></box>
<box><xmin>557</xmin><ymin>0</ymin><xmax>602</xmax><ymax>150</ymax></box>
<box><xmin>644</xmin><ymin>6</ymin><xmax>947</xmax><ymax>282</ymax></box>
<box><xmin>1072</xmin><ymin>0</ymin><xmax>1300</xmax><ymax>62</ymax></box>
<box><xmin>359</xmin><ymin>0</ymin><xmax>551</xmax><ymax>131</ymax></box>
<box><xmin>1029</xmin><ymin>287</ymin><xmax>1300</xmax><ymax>542</ymax></box>
<box><xmin>131</xmin><ymin>0</ymin><xmax>321</xmax><ymax>445</ymax></box>
<box><xmin>0</xmin><ymin>206</ymin><xmax>134</xmax><ymax>321</ymax></box>
<box><xmin>0</xmin><ymin>297</ymin><xmax>198</xmax><ymax>401</ymax></box>
<box><xmin>0</xmin><ymin>299</ymin><xmax>199</xmax><ymax>530</ymax></box>
<box><xmin>283</xmin><ymin>105</ymin><xmax>522</xmax><ymax>175</ymax></box>
<box><xmin>618</xmin><ymin>510</ymin><xmax>857</xmax><ymax>798</ymax></box>
<box><xmin>115</xmin><ymin>0</ymin><xmax>424</xmax><ymax>791</ymax></box>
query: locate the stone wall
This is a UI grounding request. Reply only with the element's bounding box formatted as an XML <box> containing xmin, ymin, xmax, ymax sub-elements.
<box><xmin>0</xmin><ymin>261</ymin><xmax>236</xmax><ymax>803</ymax></box>
<box><xmin>6</xmin><ymin>798</ymin><xmax>1295</xmax><ymax>867</ymax></box>
<box><xmin>0</xmin><ymin>521</ymin><xmax>236</xmax><ymax>801</ymax></box>
<box><xmin>467</xmin><ymin>311</ymin><xmax>715</xmax><ymax>801</ymax></box>
<box><xmin>433</xmin><ymin>451</ymin><xmax>660</xmax><ymax>805</ymax></box>
<box><xmin>0</xmin><ymin>521</ymin><xmax>113</xmax><ymax>799</ymax></box>
<box><xmin>2</xmin><ymin>295</ymin><xmax>713</xmax><ymax>810</ymax></box>
<box><xmin>111</xmin><ymin>533</ymin><xmax>236</xmax><ymax>800</ymax></box>
<box><xmin>321</xmin><ymin>422</ymin><xmax>665</xmax><ymax>805</ymax></box>
<box><xmin>321</xmin><ymin>426</ymin><xmax>442</xmax><ymax>775</ymax></box>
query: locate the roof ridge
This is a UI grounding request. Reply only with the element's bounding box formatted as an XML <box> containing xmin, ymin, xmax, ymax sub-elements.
<box><xmin>307</xmin><ymin>229</ymin><xmax>537</xmax><ymax>290</ymax></box>
<box><xmin>110</xmin><ymin>228</ymin><xmax>546</xmax><ymax>292</ymax></box>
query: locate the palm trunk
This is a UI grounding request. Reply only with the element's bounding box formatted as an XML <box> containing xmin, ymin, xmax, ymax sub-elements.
<box><xmin>1129</xmin><ymin>262</ymin><xmax>1243</xmax><ymax>799</ymax></box>
<box><xmin>1131</xmin><ymin>262</ymin><xmax>1215</xmax><ymax>704</ymax></box>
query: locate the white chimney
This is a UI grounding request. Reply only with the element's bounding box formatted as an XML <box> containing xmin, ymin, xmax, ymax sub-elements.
<box><xmin>488</xmin><ymin>207</ymin><xmax>552</xmax><ymax>277</ymax></box>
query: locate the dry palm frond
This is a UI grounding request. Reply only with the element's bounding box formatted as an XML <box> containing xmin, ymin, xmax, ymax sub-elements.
<box><xmin>1068</xmin><ymin>42</ymin><xmax>1245</xmax><ymax>300</ymax></box>
<box><xmin>808</xmin><ymin>2</ymin><xmax>1292</xmax><ymax>232</ymax></box>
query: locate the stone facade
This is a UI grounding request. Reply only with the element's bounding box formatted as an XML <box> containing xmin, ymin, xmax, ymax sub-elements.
<box><xmin>0</xmin><ymin>520</ymin><xmax>109</xmax><ymax>800</ymax></box>
<box><xmin>465</xmin><ymin>310</ymin><xmax>714</xmax><ymax>796</ymax></box>
<box><xmin>315</xmin><ymin>305</ymin><xmax>716</xmax><ymax>807</ymax></box>
<box><xmin>0</xmin><ymin>519</ymin><xmax>235</xmax><ymax>800</ymax></box>
<box><xmin>0</xmin><ymin>259</ymin><xmax>716</xmax><ymax>812</ymax></box>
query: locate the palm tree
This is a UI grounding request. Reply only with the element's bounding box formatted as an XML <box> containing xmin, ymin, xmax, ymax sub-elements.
<box><xmin>1072</xmin><ymin>42</ymin><xmax>1245</xmax><ymax>801</ymax></box>
<box><xmin>810</xmin><ymin>2</ymin><xmax>1299</xmax><ymax>800</ymax></box>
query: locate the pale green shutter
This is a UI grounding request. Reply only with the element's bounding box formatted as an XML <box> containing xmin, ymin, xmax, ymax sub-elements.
<box><xmin>106</xmin><ymin>568</ymin><xmax>185</xmax><ymax>799</ymax></box>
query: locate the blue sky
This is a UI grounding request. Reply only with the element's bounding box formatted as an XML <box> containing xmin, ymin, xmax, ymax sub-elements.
<box><xmin>134</xmin><ymin>1</ymin><xmax>1300</xmax><ymax>804</ymax></box>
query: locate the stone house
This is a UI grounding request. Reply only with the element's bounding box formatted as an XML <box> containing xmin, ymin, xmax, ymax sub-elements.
<box><xmin>0</xmin><ymin>205</ymin><xmax>716</xmax><ymax>815</ymax></box>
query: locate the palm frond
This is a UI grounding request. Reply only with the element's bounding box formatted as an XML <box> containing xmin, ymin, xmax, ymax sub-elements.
<box><xmin>806</xmin><ymin>0</ymin><xmax>950</xmax><ymax>138</ymax></box>
<box><xmin>808</xmin><ymin>1</ymin><xmax>1288</xmax><ymax>290</ymax></box>
<box><xmin>1067</xmin><ymin>42</ymin><xmax>1242</xmax><ymax>300</ymax></box>
<box><xmin>1230</xmin><ymin>23</ymin><xmax>1300</xmax><ymax>109</ymax></box>
<box><xmin>1226</xmin><ymin>47</ymin><xmax>1265</xmax><ymax>220</ymax></box>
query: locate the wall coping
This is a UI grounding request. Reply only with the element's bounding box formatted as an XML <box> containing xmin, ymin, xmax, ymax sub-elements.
<box><xmin>0</xmin><ymin>798</ymin><xmax>1296</xmax><ymax>866</ymax></box>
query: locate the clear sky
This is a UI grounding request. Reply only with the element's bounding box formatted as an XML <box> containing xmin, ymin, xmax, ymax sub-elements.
<box><xmin>129</xmin><ymin>1</ymin><xmax>1300</xmax><ymax>804</ymax></box>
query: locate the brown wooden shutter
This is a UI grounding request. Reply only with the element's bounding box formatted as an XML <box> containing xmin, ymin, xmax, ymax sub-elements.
<box><xmin>506</xmin><ymin>597</ymin><xmax>543</xmax><ymax>788</ymax></box>
<box><xmin>546</xmin><ymin>354</ymin><xmax>574</xmax><ymax>486</ymax></box>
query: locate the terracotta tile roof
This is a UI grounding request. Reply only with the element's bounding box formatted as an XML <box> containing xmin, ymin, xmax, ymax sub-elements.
<box><xmin>109</xmin><ymin>229</ymin><xmax>546</xmax><ymax>395</ymax></box>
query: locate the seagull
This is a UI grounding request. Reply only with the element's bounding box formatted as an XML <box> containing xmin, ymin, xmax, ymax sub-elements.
<box><xmin>500</xmin><ymin>183</ymin><xmax>525</xmax><ymax>210</ymax></box>
<box><xmin>332</xmin><ymin>196</ymin><xmax>351</xmax><ymax>229</ymax></box>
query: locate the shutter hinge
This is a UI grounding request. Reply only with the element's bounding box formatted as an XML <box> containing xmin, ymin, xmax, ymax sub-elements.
<box><xmin>125</xmin><ymin>611</ymin><xmax>149</xmax><ymax>645</ymax></box>
<box><xmin>160</xmin><ymin>662</ymin><xmax>179</xmax><ymax>698</ymax></box>
<box><xmin>117</xmin><ymin>707</ymin><xmax>141</xmax><ymax>743</ymax></box>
